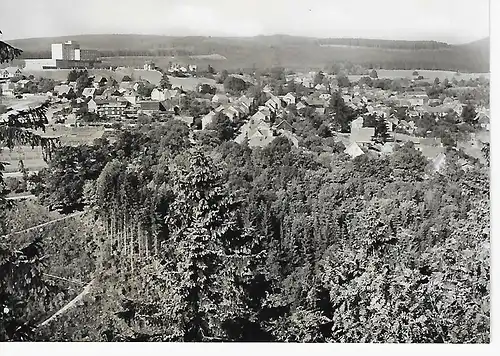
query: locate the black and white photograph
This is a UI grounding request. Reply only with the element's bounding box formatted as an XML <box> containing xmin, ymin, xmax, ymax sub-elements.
<box><xmin>0</xmin><ymin>0</ymin><xmax>494</xmax><ymax>350</ymax></box>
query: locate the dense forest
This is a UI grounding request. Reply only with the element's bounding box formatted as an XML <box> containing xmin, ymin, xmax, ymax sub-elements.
<box><xmin>4</xmin><ymin>121</ymin><xmax>487</xmax><ymax>342</ymax></box>
<box><xmin>318</xmin><ymin>38</ymin><xmax>450</xmax><ymax>50</ymax></box>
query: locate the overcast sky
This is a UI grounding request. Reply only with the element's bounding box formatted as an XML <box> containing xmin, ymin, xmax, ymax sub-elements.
<box><xmin>0</xmin><ymin>0</ymin><xmax>490</xmax><ymax>43</ymax></box>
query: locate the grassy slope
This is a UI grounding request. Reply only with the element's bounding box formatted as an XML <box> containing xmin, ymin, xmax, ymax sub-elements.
<box><xmin>8</xmin><ymin>35</ymin><xmax>490</xmax><ymax>73</ymax></box>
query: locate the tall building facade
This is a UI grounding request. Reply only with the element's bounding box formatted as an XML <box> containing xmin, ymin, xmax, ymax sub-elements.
<box><xmin>51</xmin><ymin>41</ymin><xmax>81</xmax><ymax>60</ymax></box>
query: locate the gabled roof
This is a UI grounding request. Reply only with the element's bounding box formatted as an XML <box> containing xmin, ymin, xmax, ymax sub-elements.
<box><xmin>296</xmin><ymin>102</ymin><xmax>307</xmax><ymax>110</ymax></box>
<box><xmin>139</xmin><ymin>100</ymin><xmax>166</xmax><ymax>111</ymax></box>
<box><xmin>275</xmin><ymin>119</ymin><xmax>293</xmax><ymax>131</ymax></box>
<box><xmin>54</xmin><ymin>85</ymin><xmax>71</xmax><ymax>95</ymax></box>
<box><xmin>251</xmin><ymin>111</ymin><xmax>267</xmax><ymax>122</ymax></box>
<box><xmin>344</xmin><ymin>142</ymin><xmax>364</xmax><ymax>158</ymax></box>
<box><xmin>418</xmin><ymin>144</ymin><xmax>445</xmax><ymax>160</ymax></box>
<box><xmin>3</xmin><ymin>67</ymin><xmax>22</xmax><ymax>74</ymax></box>
<box><xmin>82</xmin><ymin>87</ymin><xmax>96</xmax><ymax>97</ymax></box>
<box><xmin>95</xmin><ymin>99</ymin><xmax>128</xmax><ymax>107</ymax></box>
<box><xmin>212</xmin><ymin>93</ymin><xmax>229</xmax><ymax>102</ymax></box>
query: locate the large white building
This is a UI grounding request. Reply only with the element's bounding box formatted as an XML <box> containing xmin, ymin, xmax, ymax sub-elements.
<box><xmin>24</xmin><ymin>41</ymin><xmax>100</xmax><ymax>70</ymax></box>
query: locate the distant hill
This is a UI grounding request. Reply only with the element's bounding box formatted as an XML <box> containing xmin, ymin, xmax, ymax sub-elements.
<box><xmin>7</xmin><ymin>34</ymin><xmax>490</xmax><ymax>73</ymax></box>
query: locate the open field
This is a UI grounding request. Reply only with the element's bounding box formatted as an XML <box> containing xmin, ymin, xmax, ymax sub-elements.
<box><xmin>0</xmin><ymin>146</ymin><xmax>47</xmax><ymax>172</ymax></box>
<box><xmin>0</xmin><ymin>94</ymin><xmax>48</xmax><ymax>109</ymax></box>
<box><xmin>22</xmin><ymin>67</ymin><xmax>219</xmax><ymax>90</ymax></box>
<box><xmin>348</xmin><ymin>70</ymin><xmax>489</xmax><ymax>82</ymax></box>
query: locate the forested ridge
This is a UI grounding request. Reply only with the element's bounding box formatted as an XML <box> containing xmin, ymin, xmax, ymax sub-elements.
<box><xmin>9</xmin><ymin>34</ymin><xmax>490</xmax><ymax>72</ymax></box>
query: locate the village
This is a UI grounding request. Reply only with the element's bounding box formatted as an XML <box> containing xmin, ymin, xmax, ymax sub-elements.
<box><xmin>0</xmin><ymin>40</ymin><xmax>491</xmax><ymax>183</ymax></box>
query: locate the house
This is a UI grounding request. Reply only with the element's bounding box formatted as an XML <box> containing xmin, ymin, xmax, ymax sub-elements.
<box><xmin>475</xmin><ymin>112</ymin><xmax>490</xmax><ymax>130</ymax></box>
<box><xmin>350</xmin><ymin>117</ymin><xmax>364</xmax><ymax>130</ymax></box>
<box><xmin>119</xmin><ymin>81</ymin><xmax>133</xmax><ymax>91</ymax></box>
<box><xmin>380</xmin><ymin>142</ymin><xmax>395</xmax><ymax>155</ymax></box>
<box><xmin>93</xmin><ymin>76</ymin><xmax>108</xmax><ymax>86</ymax></box>
<box><xmin>430</xmin><ymin>152</ymin><xmax>447</xmax><ymax>173</ymax></box>
<box><xmin>265</xmin><ymin>95</ymin><xmax>282</xmax><ymax>111</ymax></box>
<box><xmin>202</xmin><ymin>111</ymin><xmax>217</xmax><ymax>130</ymax></box>
<box><xmin>215</xmin><ymin>105</ymin><xmax>241</xmax><ymax>121</ymax></box>
<box><xmin>314</xmin><ymin>83</ymin><xmax>327</xmax><ymax>92</ymax></box>
<box><xmin>144</xmin><ymin>61</ymin><xmax>155</xmax><ymax>71</ymax></box>
<box><xmin>176</xmin><ymin>116</ymin><xmax>194</xmax><ymax>126</ymax></box>
<box><xmin>296</xmin><ymin>102</ymin><xmax>307</xmax><ymax>111</ymax></box>
<box><xmin>282</xmin><ymin>92</ymin><xmax>296</xmax><ymax>105</ymax></box>
<box><xmin>82</xmin><ymin>87</ymin><xmax>96</xmax><ymax>98</ymax></box>
<box><xmin>234</xmin><ymin>101</ymin><xmax>250</xmax><ymax>115</ymax></box>
<box><xmin>350</xmin><ymin>127</ymin><xmax>374</xmax><ymax>144</ymax></box>
<box><xmin>99</xmin><ymin>88</ymin><xmax>123</xmax><ymax>100</ymax></box>
<box><xmin>0</xmin><ymin>82</ymin><xmax>15</xmax><ymax>96</ymax></box>
<box><xmin>275</xmin><ymin>120</ymin><xmax>293</xmax><ymax>132</ymax></box>
<box><xmin>151</xmin><ymin>88</ymin><xmax>168</xmax><ymax>101</ymax></box>
<box><xmin>95</xmin><ymin>100</ymin><xmax>128</xmax><ymax>119</ymax></box>
<box><xmin>16</xmin><ymin>79</ymin><xmax>32</xmax><ymax>88</ymax></box>
<box><xmin>235</xmin><ymin>117</ymin><xmax>275</xmax><ymax>148</ymax></box>
<box><xmin>212</xmin><ymin>94</ymin><xmax>229</xmax><ymax>105</ymax></box>
<box><xmin>238</xmin><ymin>94</ymin><xmax>253</xmax><ymax>108</ymax></box>
<box><xmin>305</xmin><ymin>96</ymin><xmax>326</xmax><ymax>108</ymax></box>
<box><xmin>251</xmin><ymin>111</ymin><xmax>268</xmax><ymax>122</ymax></box>
<box><xmin>87</xmin><ymin>99</ymin><xmax>97</xmax><ymax>113</ymax></box>
<box><xmin>121</xmin><ymin>90</ymin><xmax>139</xmax><ymax>105</ymax></box>
<box><xmin>315</xmin><ymin>108</ymin><xmax>325</xmax><ymax>115</ymax></box>
<box><xmin>418</xmin><ymin>144</ymin><xmax>445</xmax><ymax>161</ymax></box>
<box><xmin>0</xmin><ymin>67</ymin><xmax>22</xmax><ymax>80</ymax></box>
<box><xmin>132</xmin><ymin>82</ymin><xmax>142</xmax><ymax>92</ymax></box>
<box><xmin>152</xmin><ymin>88</ymin><xmax>180</xmax><ymax>102</ymax></box>
<box><xmin>54</xmin><ymin>85</ymin><xmax>71</xmax><ymax>96</ymax></box>
<box><xmin>68</xmin><ymin>81</ymin><xmax>77</xmax><ymax>90</ymax></box>
<box><xmin>344</xmin><ymin>142</ymin><xmax>364</xmax><ymax>159</ymax></box>
<box><xmin>138</xmin><ymin>101</ymin><xmax>167</xmax><ymax>114</ymax></box>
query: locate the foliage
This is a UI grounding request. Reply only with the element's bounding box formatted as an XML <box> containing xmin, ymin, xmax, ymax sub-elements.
<box><xmin>223</xmin><ymin>76</ymin><xmax>248</xmax><ymax>93</ymax></box>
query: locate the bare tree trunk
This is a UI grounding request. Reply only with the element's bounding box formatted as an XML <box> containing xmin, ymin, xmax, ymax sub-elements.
<box><xmin>137</xmin><ymin>221</ymin><xmax>142</xmax><ymax>262</ymax></box>
<box><xmin>143</xmin><ymin>224</ymin><xmax>149</xmax><ymax>260</ymax></box>
<box><xmin>129</xmin><ymin>215</ymin><xmax>134</xmax><ymax>273</ymax></box>
<box><xmin>123</xmin><ymin>213</ymin><xmax>128</xmax><ymax>271</ymax></box>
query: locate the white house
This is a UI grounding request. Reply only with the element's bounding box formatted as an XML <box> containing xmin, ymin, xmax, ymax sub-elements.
<box><xmin>350</xmin><ymin>117</ymin><xmax>364</xmax><ymax>131</ymax></box>
<box><xmin>87</xmin><ymin>99</ymin><xmax>97</xmax><ymax>113</ymax></box>
<box><xmin>0</xmin><ymin>67</ymin><xmax>22</xmax><ymax>80</ymax></box>
<box><xmin>82</xmin><ymin>87</ymin><xmax>96</xmax><ymax>98</ymax></box>
<box><xmin>344</xmin><ymin>142</ymin><xmax>364</xmax><ymax>159</ymax></box>
<box><xmin>282</xmin><ymin>92</ymin><xmax>296</xmax><ymax>105</ymax></box>
<box><xmin>212</xmin><ymin>94</ymin><xmax>229</xmax><ymax>105</ymax></box>
<box><xmin>202</xmin><ymin>111</ymin><xmax>217</xmax><ymax>130</ymax></box>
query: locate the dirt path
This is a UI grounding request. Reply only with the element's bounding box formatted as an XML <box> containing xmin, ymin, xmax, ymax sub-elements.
<box><xmin>37</xmin><ymin>279</ymin><xmax>95</xmax><ymax>328</ymax></box>
<box><xmin>5</xmin><ymin>194</ymin><xmax>36</xmax><ymax>201</ymax></box>
<box><xmin>1</xmin><ymin>211</ymin><xmax>85</xmax><ymax>238</ymax></box>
